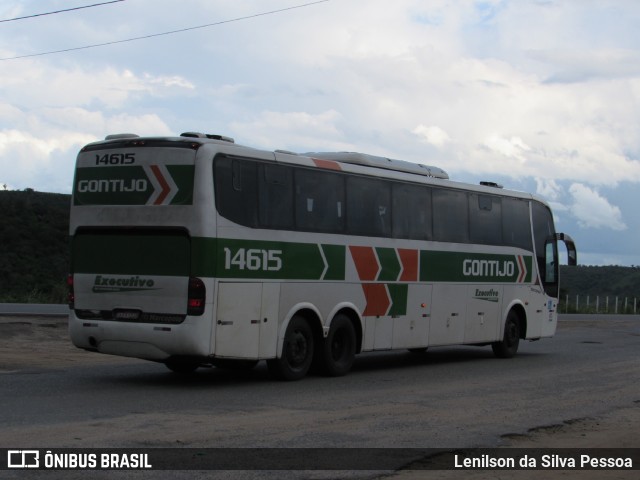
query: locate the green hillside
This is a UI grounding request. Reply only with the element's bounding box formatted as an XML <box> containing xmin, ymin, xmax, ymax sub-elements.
<box><xmin>0</xmin><ymin>190</ymin><xmax>70</xmax><ymax>303</ymax></box>
<box><xmin>560</xmin><ymin>265</ymin><xmax>640</xmax><ymax>298</ymax></box>
<box><xmin>0</xmin><ymin>189</ymin><xmax>638</xmax><ymax>308</ymax></box>
<box><xmin>560</xmin><ymin>265</ymin><xmax>640</xmax><ymax>313</ymax></box>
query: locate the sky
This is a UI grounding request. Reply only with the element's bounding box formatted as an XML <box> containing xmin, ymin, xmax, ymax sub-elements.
<box><xmin>1</xmin><ymin>0</ymin><xmax>639</xmax><ymax>266</ymax></box>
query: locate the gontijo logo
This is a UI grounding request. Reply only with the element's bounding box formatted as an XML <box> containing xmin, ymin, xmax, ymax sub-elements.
<box><xmin>463</xmin><ymin>259</ymin><xmax>514</xmax><ymax>277</ymax></box>
<box><xmin>77</xmin><ymin>179</ymin><xmax>147</xmax><ymax>193</ymax></box>
<box><xmin>73</xmin><ymin>161</ymin><xmax>194</xmax><ymax>206</ymax></box>
<box><xmin>462</xmin><ymin>255</ymin><xmax>529</xmax><ymax>283</ymax></box>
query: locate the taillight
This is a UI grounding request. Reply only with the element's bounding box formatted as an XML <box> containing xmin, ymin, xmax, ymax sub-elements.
<box><xmin>187</xmin><ymin>277</ymin><xmax>206</xmax><ymax>316</ymax></box>
<box><xmin>67</xmin><ymin>274</ymin><xmax>75</xmax><ymax>309</ymax></box>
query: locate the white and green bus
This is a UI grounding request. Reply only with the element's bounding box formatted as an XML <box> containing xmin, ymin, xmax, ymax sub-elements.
<box><xmin>68</xmin><ymin>132</ymin><xmax>576</xmax><ymax>380</ymax></box>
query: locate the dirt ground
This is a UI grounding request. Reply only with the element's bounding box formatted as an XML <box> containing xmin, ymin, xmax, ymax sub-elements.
<box><xmin>1</xmin><ymin>316</ymin><xmax>638</xmax><ymax>479</ymax></box>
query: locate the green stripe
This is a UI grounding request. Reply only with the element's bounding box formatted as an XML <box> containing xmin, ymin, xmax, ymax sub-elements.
<box><xmin>387</xmin><ymin>284</ymin><xmax>408</xmax><ymax>316</ymax></box>
<box><xmin>420</xmin><ymin>251</ymin><xmax>532</xmax><ymax>283</ymax></box>
<box><xmin>73</xmin><ymin>165</ymin><xmax>194</xmax><ymax>206</ymax></box>
<box><xmin>376</xmin><ymin>247</ymin><xmax>401</xmax><ymax>281</ymax></box>
<box><xmin>214</xmin><ymin>239</ymin><xmax>329</xmax><ymax>280</ymax></box>
<box><xmin>191</xmin><ymin>237</ymin><xmax>217</xmax><ymax>277</ymax></box>
<box><xmin>76</xmin><ymin>233</ymin><xmax>534</xmax><ymax>286</ymax></box>
<box><xmin>166</xmin><ymin>165</ymin><xmax>195</xmax><ymax>205</ymax></box>
<box><xmin>321</xmin><ymin>244</ymin><xmax>346</xmax><ymax>280</ymax></box>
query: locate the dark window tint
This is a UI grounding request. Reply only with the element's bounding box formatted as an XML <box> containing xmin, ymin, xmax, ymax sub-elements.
<box><xmin>502</xmin><ymin>197</ymin><xmax>533</xmax><ymax>250</ymax></box>
<box><xmin>347</xmin><ymin>176</ymin><xmax>391</xmax><ymax>237</ymax></box>
<box><xmin>295</xmin><ymin>169</ymin><xmax>344</xmax><ymax>232</ymax></box>
<box><xmin>259</xmin><ymin>164</ymin><xmax>293</xmax><ymax>229</ymax></box>
<box><xmin>470</xmin><ymin>194</ymin><xmax>502</xmax><ymax>245</ymax></box>
<box><xmin>532</xmin><ymin>201</ymin><xmax>555</xmax><ymax>257</ymax></box>
<box><xmin>532</xmin><ymin>201</ymin><xmax>556</xmax><ymax>291</ymax></box>
<box><xmin>433</xmin><ymin>189</ymin><xmax>469</xmax><ymax>243</ymax></box>
<box><xmin>214</xmin><ymin>154</ymin><xmax>541</xmax><ymax>250</ymax></box>
<box><xmin>214</xmin><ymin>156</ymin><xmax>258</xmax><ymax>227</ymax></box>
<box><xmin>392</xmin><ymin>183</ymin><xmax>432</xmax><ymax>240</ymax></box>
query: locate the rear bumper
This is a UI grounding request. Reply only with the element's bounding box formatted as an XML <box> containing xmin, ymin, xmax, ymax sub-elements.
<box><xmin>69</xmin><ymin>310</ymin><xmax>212</xmax><ymax>361</ymax></box>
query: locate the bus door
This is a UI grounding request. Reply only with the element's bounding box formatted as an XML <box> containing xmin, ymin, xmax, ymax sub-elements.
<box><xmin>429</xmin><ymin>284</ymin><xmax>466</xmax><ymax>346</ymax></box>
<box><xmin>464</xmin><ymin>285</ymin><xmax>502</xmax><ymax>343</ymax></box>
<box><xmin>391</xmin><ymin>284</ymin><xmax>432</xmax><ymax>349</ymax></box>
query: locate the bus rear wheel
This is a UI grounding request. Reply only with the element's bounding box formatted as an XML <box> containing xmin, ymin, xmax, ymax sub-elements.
<box><xmin>268</xmin><ymin>315</ymin><xmax>314</xmax><ymax>381</ymax></box>
<box><xmin>165</xmin><ymin>357</ymin><xmax>200</xmax><ymax>374</ymax></box>
<box><xmin>321</xmin><ymin>314</ymin><xmax>356</xmax><ymax>377</ymax></box>
<box><xmin>492</xmin><ymin>310</ymin><xmax>521</xmax><ymax>358</ymax></box>
<box><xmin>211</xmin><ymin>359</ymin><xmax>259</xmax><ymax>370</ymax></box>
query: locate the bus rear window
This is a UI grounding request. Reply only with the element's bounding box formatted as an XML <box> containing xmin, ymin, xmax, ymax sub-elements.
<box><xmin>72</xmin><ymin>229</ymin><xmax>190</xmax><ymax>277</ymax></box>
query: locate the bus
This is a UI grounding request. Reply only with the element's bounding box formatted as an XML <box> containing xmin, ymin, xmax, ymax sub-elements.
<box><xmin>68</xmin><ymin>132</ymin><xmax>577</xmax><ymax>380</ymax></box>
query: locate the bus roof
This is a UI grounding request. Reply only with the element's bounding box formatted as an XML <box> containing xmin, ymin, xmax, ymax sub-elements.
<box><xmin>84</xmin><ymin>131</ymin><xmax>545</xmax><ymax>205</ymax></box>
<box><xmin>304</xmin><ymin>151</ymin><xmax>449</xmax><ymax>180</ymax></box>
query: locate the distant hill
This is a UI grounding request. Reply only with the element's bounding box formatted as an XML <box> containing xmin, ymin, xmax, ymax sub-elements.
<box><xmin>560</xmin><ymin>265</ymin><xmax>640</xmax><ymax>313</ymax></box>
<box><xmin>0</xmin><ymin>189</ymin><xmax>638</xmax><ymax>306</ymax></box>
<box><xmin>560</xmin><ymin>265</ymin><xmax>640</xmax><ymax>299</ymax></box>
<box><xmin>0</xmin><ymin>190</ymin><xmax>70</xmax><ymax>303</ymax></box>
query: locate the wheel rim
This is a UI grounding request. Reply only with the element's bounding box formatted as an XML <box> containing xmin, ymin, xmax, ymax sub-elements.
<box><xmin>506</xmin><ymin>320</ymin><xmax>518</xmax><ymax>346</ymax></box>
<box><xmin>331</xmin><ymin>331</ymin><xmax>344</xmax><ymax>361</ymax></box>
<box><xmin>286</xmin><ymin>328</ymin><xmax>309</xmax><ymax>368</ymax></box>
<box><xmin>331</xmin><ymin>328</ymin><xmax>350</xmax><ymax>362</ymax></box>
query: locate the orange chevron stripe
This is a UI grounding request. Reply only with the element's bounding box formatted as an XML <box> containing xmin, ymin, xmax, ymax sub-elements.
<box><xmin>398</xmin><ymin>248</ymin><xmax>418</xmax><ymax>281</ymax></box>
<box><xmin>349</xmin><ymin>246</ymin><xmax>379</xmax><ymax>281</ymax></box>
<box><xmin>517</xmin><ymin>255</ymin><xmax>526</xmax><ymax>283</ymax></box>
<box><xmin>150</xmin><ymin>165</ymin><xmax>171</xmax><ymax>205</ymax></box>
<box><xmin>361</xmin><ymin>283</ymin><xmax>390</xmax><ymax>316</ymax></box>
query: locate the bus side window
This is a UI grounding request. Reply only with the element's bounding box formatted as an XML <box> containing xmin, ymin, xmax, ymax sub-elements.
<box><xmin>347</xmin><ymin>176</ymin><xmax>391</xmax><ymax>237</ymax></box>
<box><xmin>532</xmin><ymin>201</ymin><xmax>557</xmax><ymax>295</ymax></box>
<box><xmin>214</xmin><ymin>156</ymin><xmax>258</xmax><ymax>227</ymax></box>
<box><xmin>502</xmin><ymin>198</ymin><xmax>533</xmax><ymax>250</ymax></box>
<box><xmin>433</xmin><ymin>189</ymin><xmax>469</xmax><ymax>244</ymax></box>
<box><xmin>470</xmin><ymin>194</ymin><xmax>502</xmax><ymax>245</ymax></box>
<box><xmin>259</xmin><ymin>164</ymin><xmax>293</xmax><ymax>229</ymax></box>
<box><xmin>392</xmin><ymin>183</ymin><xmax>432</xmax><ymax>240</ymax></box>
<box><xmin>294</xmin><ymin>169</ymin><xmax>345</xmax><ymax>233</ymax></box>
<box><xmin>545</xmin><ymin>240</ymin><xmax>558</xmax><ymax>284</ymax></box>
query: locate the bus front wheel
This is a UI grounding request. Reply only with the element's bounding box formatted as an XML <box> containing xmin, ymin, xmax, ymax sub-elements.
<box><xmin>268</xmin><ymin>315</ymin><xmax>314</xmax><ymax>381</ymax></box>
<box><xmin>492</xmin><ymin>310</ymin><xmax>521</xmax><ymax>358</ymax></box>
<box><xmin>321</xmin><ymin>314</ymin><xmax>356</xmax><ymax>377</ymax></box>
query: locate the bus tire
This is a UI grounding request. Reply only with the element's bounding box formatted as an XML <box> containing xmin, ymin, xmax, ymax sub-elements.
<box><xmin>165</xmin><ymin>357</ymin><xmax>200</xmax><ymax>374</ymax></box>
<box><xmin>212</xmin><ymin>359</ymin><xmax>259</xmax><ymax>370</ymax></box>
<box><xmin>492</xmin><ymin>310</ymin><xmax>521</xmax><ymax>358</ymax></box>
<box><xmin>408</xmin><ymin>347</ymin><xmax>428</xmax><ymax>354</ymax></box>
<box><xmin>321</xmin><ymin>314</ymin><xmax>356</xmax><ymax>377</ymax></box>
<box><xmin>268</xmin><ymin>315</ymin><xmax>314</xmax><ymax>381</ymax></box>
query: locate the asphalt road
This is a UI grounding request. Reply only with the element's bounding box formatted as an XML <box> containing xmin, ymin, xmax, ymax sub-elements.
<box><xmin>0</xmin><ymin>315</ymin><xmax>639</xmax><ymax>478</ymax></box>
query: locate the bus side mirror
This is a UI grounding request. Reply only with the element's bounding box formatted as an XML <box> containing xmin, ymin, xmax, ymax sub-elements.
<box><xmin>555</xmin><ymin>233</ymin><xmax>577</xmax><ymax>266</ymax></box>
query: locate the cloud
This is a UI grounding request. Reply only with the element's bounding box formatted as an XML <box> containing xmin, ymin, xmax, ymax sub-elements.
<box><xmin>531</xmin><ymin>48</ymin><xmax>640</xmax><ymax>84</ymax></box>
<box><xmin>535</xmin><ymin>178</ymin><xmax>562</xmax><ymax>202</ymax></box>
<box><xmin>0</xmin><ymin>61</ymin><xmax>194</xmax><ymax>109</ymax></box>
<box><xmin>413</xmin><ymin>125</ymin><xmax>451</xmax><ymax>147</ymax></box>
<box><xmin>482</xmin><ymin>135</ymin><xmax>530</xmax><ymax>163</ymax></box>
<box><xmin>568</xmin><ymin>183</ymin><xmax>626</xmax><ymax>231</ymax></box>
<box><xmin>0</xmin><ymin>109</ymin><xmax>172</xmax><ymax>192</ymax></box>
<box><xmin>229</xmin><ymin>110</ymin><xmax>352</xmax><ymax>151</ymax></box>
